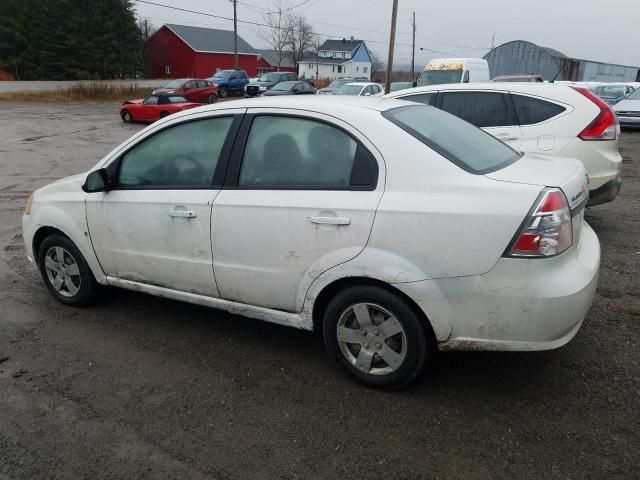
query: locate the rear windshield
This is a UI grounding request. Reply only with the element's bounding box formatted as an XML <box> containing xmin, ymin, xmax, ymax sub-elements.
<box><xmin>382</xmin><ymin>105</ymin><xmax>522</xmax><ymax>174</ymax></box>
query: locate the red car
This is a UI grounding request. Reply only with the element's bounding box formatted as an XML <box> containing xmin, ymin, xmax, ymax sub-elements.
<box><xmin>120</xmin><ymin>93</ymin><xmax>201</xmax><ymax>124</ymax></box>
<box><xmin>152</xmin><ymin>78</ymin><xmax>219</xmax><ymax>104</ymax></box>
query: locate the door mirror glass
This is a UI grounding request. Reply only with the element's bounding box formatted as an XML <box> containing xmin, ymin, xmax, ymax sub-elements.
<box><xmin>83</xmin><ymin>168</ymin><xmax>110</xmax><ymax>192</ymax></box>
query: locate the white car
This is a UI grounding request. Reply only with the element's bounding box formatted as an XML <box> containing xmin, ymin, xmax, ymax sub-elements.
<box><xmin>613</xmin><ymin>87</ymin><xmax>640</xmax><ymax>128</ymax></box>
<box><xmin>386</xmin><ymin>83</ymin><xmax>623</xmax><ymax>206</ymax></box>
<box><xmin>22</xmin><ymin>97</ymin><xmax>599</xmax><ymax>389</ymax></box>
<box><xmin>335</xmin><ymin>82</ymin><xmax>385</xmax><ymax>97</ymax></box>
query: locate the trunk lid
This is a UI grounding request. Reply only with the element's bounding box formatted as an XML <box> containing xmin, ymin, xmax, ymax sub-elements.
<box><xmin>486</xmin><ymin>153</ymin><xmax>589</xmax><ymax>211</ymax></box>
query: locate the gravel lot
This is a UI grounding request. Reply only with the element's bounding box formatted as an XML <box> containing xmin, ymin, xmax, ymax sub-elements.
<box><xmin>0</xmin><ymin>102</ymin><xmax>638</xmax><ymax>479</ymax></box>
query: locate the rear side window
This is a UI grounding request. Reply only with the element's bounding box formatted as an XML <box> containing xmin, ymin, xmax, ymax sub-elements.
<box><xmin>238</xmin><ymin>116</ymin><xmax>376</xmax><ymax>189</ymax></box>
<box><xmin>440</xmin><ymin>91</ymin><xmax>515</xmax><ymax>127</ymax></box>
<box><xmin>511</xmin><ymin>94</ymin><xmax>566</xmax><ymax>125</ymax></box>
<box><xmin>383</xmin><ymin>105</ymin><xmax>522</xmax><ymax>174</ymax></box>
<box><xmin>399</xmin><ymin>92</ymin><xmax>436</xmax><ymax>106</ymax></box>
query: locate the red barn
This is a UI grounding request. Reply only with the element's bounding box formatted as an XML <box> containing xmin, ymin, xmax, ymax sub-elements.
<box><xmin>147</xmin><ymin>24</ymin><xmax>261</xmax><ymax>78</ymax></box>
<box><xmin>255</xmin><ymin>50</ymin><xmax>298</xmax><ymax>75</ymax></box>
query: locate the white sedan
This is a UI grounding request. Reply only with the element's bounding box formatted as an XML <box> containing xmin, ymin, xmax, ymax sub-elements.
<box><xmin>22</xmin><ymin>97</ymin><xmax>599</xmax><ymax>389</ymax></box>
<box><xmin>335</xmin><ymin>82</ymin><xmax>385</xmax><ymax>97</ymax></box>
<box><xmin>386</xmin><ymin>83</ymin><xmax>623</xmax><ymax>206</ymax></box>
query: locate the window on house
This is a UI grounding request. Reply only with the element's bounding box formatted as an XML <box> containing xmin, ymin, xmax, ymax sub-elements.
<box><xmin>332</xmin><ymin>65</ymin><xmax>335</xmax><ymax>73</ymax></box>
<box><xmin>356</xmin><ymin>66</ymin><xmax>359</xmax><ymax>72</ymax></box>
<box><xmin>363</xmin><ymin>67</ymin><xmax>368</xmax><ymax>73</ymax></box>
<box><xmin>342</xmin><ymin>52</ymin><xmax>346</xmax><ymax>58</ymax></box>
<box><xmin>337</xmin><ymin>66</ymin><xmax>342</xmax><ymax>73</ymax></box>
<box><xmin>164</xmin><ymin>65</ymin><xmax>171</xmax><ymax>74</ymax></box>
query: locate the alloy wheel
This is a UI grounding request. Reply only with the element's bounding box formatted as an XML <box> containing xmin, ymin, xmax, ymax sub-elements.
<box><xmin>336</xmin><ymin>302</ymin><xmax>407</xmax><ymax>375</ymax></box>
<box><xmin>44</xmin><ymin>246</ymin><xmax>81</xmax><ymax>297</ymax></box>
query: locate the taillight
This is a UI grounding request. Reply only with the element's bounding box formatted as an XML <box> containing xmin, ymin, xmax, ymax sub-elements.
<box><xmin>505</xmin><ymin>188</ymin><xmax>573</xmax><ymax>258</ymax></box>
<box><xmin>571</xmin><ymin>86</ymin><xmax>617</xmax><ymax>141</ymax></box>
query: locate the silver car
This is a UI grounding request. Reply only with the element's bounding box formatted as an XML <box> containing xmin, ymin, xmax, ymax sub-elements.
<box><xmin>613</xmin><ymin>87</ymin><xmax>640</xmax><ymax>128</ymax></box>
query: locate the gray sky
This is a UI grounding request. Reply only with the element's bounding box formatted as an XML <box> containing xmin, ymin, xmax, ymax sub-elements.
<box><xmin>134</xmin><ymin>0</ymin><xmax>640</xmax><ymax>69</ymax></box>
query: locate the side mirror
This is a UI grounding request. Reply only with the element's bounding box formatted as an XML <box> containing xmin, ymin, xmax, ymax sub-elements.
<box><xmin>83</xmin><ymin>168</ymin><xmax>111</xmax><ymax>193</ymax></box>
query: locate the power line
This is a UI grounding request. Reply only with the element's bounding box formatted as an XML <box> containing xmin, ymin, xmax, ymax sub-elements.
<box><xmin>134</xmin><ymin>0</ymin><xmax>416</xmax><ymax>47</ymax></box>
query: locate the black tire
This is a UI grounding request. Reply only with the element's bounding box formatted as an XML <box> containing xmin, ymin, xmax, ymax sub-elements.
<box><xmin>322</xmin><ymin>285</ymin><xmax>435</xmax><ymax>389</ymax></box>
<box><xmin>208</xmin><ymin>94</ymin><xmax>218</xmax><ymax>104</ymax></box>
<box><xmin>121</xmin><ymin>110</ymin><xmax>132</xmax><ymax>123</ymax></box>
<box><xmin>219</xmin><ymin>86</ymin><xmax>229</xmax><ymax>98</ymax></box>
<box><xmin>37</xmin><ymin>233</ymin><xmax>98</xmax><ymax>307</ymax></box>
<box><xmin>159</xmin><ymin>111</ymin><xmax>169</xmax><ymax>119</ymax></box>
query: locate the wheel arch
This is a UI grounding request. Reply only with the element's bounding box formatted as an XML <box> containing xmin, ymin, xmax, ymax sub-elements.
<box><xmin>30</xmin><ymin>221</ymin><xmax>107</xmax><ymax>285</ymax></box>
<box><xmin>311</xmin><ymin>276</ymin><xmax>437</xmax><ymax>347</ymax></box>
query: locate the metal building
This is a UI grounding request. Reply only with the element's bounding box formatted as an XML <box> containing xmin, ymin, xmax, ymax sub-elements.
<box><xmin>484</xmin><ymin>40</ymin><xmax>640</xmax><ymax>82</ymax></box>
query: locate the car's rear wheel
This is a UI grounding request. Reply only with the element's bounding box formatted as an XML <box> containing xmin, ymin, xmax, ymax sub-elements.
<box><xmin>208</xmin><ymin>94</ymin><xmax>218</xmax><ymax>104</ymax></box>
<box><xmin>219</xmin><ymin>87</ymin><xmax>229</xmax><ymax>98</ymax></box>
<box><xmin>322</xmin><ymin>285</ymin><xmax>434</xmax><ymax>389</ymax></box>
<box><xmin>121</xmin><ymin>110</ymin><xmax>132</xmax><ymax>123</ymax></box>
<box><xmin>159</xmin><ymin>111</ymin><xmax>169</xmax><ymax>119</ymax></box>
<box><xmin>38</xmin><ymin>234</ymin><xmax>98</xmax><ymax>307</ymax></box>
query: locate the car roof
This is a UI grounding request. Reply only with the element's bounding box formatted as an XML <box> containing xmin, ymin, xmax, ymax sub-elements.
<box><xmin>385</xmin><ymin>82</ymin><xmax>578</xmax><ymax>97</ymax></box>
<box><xmin>169</xmin><ymin>96</ymin><xmax>411</xmax><ymax>117</ymax></box>
<box><xmin>343</xmin><ymin>82</ymin><xmax>378</xmax><ymax>87</ymax></box>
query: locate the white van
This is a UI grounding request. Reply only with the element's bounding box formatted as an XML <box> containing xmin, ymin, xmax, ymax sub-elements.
<box><xmin>417</xmin><ymin>58</ymin><xmax>490</xmax><ymax>86</ymax></box>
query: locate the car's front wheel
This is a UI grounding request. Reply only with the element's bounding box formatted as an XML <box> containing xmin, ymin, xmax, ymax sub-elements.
<box><xmin>38</xmin><ymin>234</ymin><xmax>98</xmax><ymax>307</ymax></box>
<box><xmin>322</xmin><ymin>285</ymin><xmax>434</xmax><ymax>389</ymax></box>
<box><xmin>121</xmin><ymin>110</ymin><xmax>132</xmax><ymax>123</ymax></box>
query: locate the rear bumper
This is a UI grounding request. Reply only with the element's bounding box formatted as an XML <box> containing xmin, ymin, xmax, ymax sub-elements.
<box><xmin>394</xmin><ymin>221</ymin><xmax>600</xmax><ymax>351</ymax></box>
<box><xmin>588</xmin><ymin>175</ymin><xmax>622</xmax><ymax>206</ymax></box>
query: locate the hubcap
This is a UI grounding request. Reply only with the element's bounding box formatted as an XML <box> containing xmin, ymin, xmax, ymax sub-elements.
<box><xmin>44</xmin><ymin>247</ymin><xmax>81</xmax><ymax>297</ymax></box>
<box><xmin>336</xmin><ymin>303</ymin><xmax>407</xmax><ymax>375</ymax></box>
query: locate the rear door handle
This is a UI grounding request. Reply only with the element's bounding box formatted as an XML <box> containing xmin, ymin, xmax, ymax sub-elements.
<box><xmin>309</xmin><ymin>216</ymin><xmax>351</xmax><ymax>225</ymax></box>
<box><xmin>168</xmin><ymin>209</ymin><xmax>197</xmax><ymax>218</ymax></box>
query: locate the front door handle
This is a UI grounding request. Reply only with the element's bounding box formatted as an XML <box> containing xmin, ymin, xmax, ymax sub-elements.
<box><xmin>495</xmin><ymin>133</ymin><xmax>519</xmax><ymax>141</ymax></box>
<box><xmin>168</xmin><ymin>209</ymin><xmax>197</xmax><ymax>218</ymax></box>
<box><xmin>309</xmin><ymin>216</ymin><xmax>351</xmax><ymax>225</ymax></box>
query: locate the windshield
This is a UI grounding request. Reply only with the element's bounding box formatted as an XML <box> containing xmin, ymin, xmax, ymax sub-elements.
<box><xmin>163</xmin><ymin>79</ymin><xmax>184</xmax><ymax>88</ymax></box>
<box><xmin>259</xmin><ymin>73</ymin><xmax>281</xmax><ymax>83</ymax></box>
<box><xmin>213</xmin><ymin>70</ymin><xmax>233</xmax><ymax>79</ymax></box>
<box><xmin>418</xmin><ymin>70</ymin><xmax>463</xmax><ymax>86</ymax></box>
<box><xmin>593</xmin><ymin>86</ymin><xmax>626</xmax><ymax>97</ymax></box>
<box><xmin>382</xmin><ymin>105</ymin><xmax>521</xmax><ymax>174</ymax></box>
<box><xmin>337</xmin><ymin>85</ymin><xmax>363</xmax><ymax>95</ymax></box>
<box><xmin>327</xmin><ymin>79</ymin><xmax>352</xmax><ymax>89</ymax></box>
<box><xmin>271</xmin><ymin>81</ymin><xmax>295</xmax><ymax>91</ymax></box>
<box><xmin>627</xmin><ymin>88</ymin><xmax>640</xmax><ymax>100</ymax></box>
<box><xmin>390</xmin><ymin>82</ymin><xmax>412</xmax><ymax>91</ymax></box>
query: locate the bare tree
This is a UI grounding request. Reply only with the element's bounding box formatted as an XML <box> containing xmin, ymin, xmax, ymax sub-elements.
<box><xmin>261</xmin><ymin>0</ymin><xmax>292</xmax><ymax>71</ymax></box>
<box><xmin>370</xmin><ymin>50</ymin><xmax>385</xmax><ymax>80</ymax></box>
<box><xmin>286</xmin><ymin>15</ymin><xmax>314</xmax><ymax>71</ymax></box>
<box><xmin>137</xmin><ymin>17</ymin><xmax>157</xmax><ymax>43</ymax></box>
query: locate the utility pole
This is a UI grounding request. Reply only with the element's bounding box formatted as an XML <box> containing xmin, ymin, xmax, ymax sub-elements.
<box><xmin>315</xmin><ymin>37</ymin><xmax>320</xmax><ymax>81</ymax></box>
<box><xmin>490</xmin><ymin>32</ymin><xmax>496</xmax><ymax>51</ymax></box>
<box><xmin>384</xmin><ymin>0</ymin><xmax>399</xmax><ymax>94</ymax></box>
<box><xmin>410</xmin><ymin>11</ymin><xmax>416</xmax><ymax>81</ymax></box>
<box><xmin>233</xmin><ymin>0</ymin><xmax>239</xmax><ymax>69</ymax></box>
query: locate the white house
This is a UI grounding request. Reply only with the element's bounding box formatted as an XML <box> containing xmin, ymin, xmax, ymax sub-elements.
<box><xmin>298</xmin><ymin>38</ymin><xmax>373</xmax><ymax>81</ymax></box>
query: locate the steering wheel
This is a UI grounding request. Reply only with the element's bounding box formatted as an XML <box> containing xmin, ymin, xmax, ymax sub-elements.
<box><xmin>165</xmin><ymin>155</ymin><xmax>205</xmax><ymax>185</ymax></box>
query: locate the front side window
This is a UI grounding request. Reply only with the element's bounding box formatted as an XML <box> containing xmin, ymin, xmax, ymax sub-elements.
<box><xmin>238</xmin><ymin>116</ymin><xmax>376</xmax><ymax>189</ymax></box>
<box><xmin>511</xmin><ymin>94</ymin><xmax>566</xmax><ymax>125</ymax></box>
<box><xmin>440</xmin><ymin>91</ymin><xmax>515</xmax><ymax>128</ymax></box>
<box><xmin>117</xmin><ymin>117</ymin><xmax>234</xmax><ymax>188</ymax></box>
<box><xmin>383</xmin><ymin>105</ymin><xmax>521</xmax><ymax>174</ymax></box>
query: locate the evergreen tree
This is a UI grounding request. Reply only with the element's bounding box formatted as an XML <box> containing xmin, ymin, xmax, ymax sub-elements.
<box><xmin>0</xmin><ymin>0</ymin><xmax>144</xmax><ymax>79</ymax></box>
